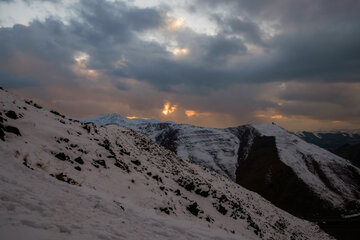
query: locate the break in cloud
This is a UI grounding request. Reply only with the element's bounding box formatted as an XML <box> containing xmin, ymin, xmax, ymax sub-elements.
<box><xmin>0</xmin><ymin>0</ymin><xmax>359</xmax><ymax>131</ymax></box>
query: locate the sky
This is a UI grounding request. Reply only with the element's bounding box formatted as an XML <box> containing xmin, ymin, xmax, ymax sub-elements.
<box><xmin>0</xmin><ymin>0</ymin><xmax>360</xmax><ymax>131</ymax></box>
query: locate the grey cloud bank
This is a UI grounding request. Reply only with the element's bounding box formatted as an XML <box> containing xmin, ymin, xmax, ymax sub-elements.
<box><xmin>0</xmin><ymin>0</ymin><xmax>359</xmax><ymax>130</ymax></box>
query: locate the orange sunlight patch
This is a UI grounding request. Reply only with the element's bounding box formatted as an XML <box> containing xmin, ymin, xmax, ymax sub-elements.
<box><xmin>185</xmin><ymin>110</ymin><xmax>196</xmax><ymax>117</ymax></box>
<box><xmin>271</xmin><ymin>115</ymin><xmax>284</xmax><ymax>119</ymax></box>
<box><xmin>162</xmin><ymin>102</ymin><xmax>177</xmax><ymax>115</ymax></box>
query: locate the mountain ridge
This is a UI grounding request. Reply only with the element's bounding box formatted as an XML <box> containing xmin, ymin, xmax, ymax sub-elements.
<box><xmin>82</xmin><ymin>113</ymin><xmax>360</xmax><ymax>221</ymax></box>
<box><xmin>0</xmin><ymin>89</ymin><xmax>333</xmax><ymax>239</ymax></box>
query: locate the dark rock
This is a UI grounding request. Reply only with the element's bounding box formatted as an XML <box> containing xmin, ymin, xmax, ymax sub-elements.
<box><xmin>22</xmin><ymin>157</ymin><xmax>34</xmax><ymax>170</ymax></box>
<box><xmin>152</xmin><ymin>175</ymin><xmax>162</xmax><ymax>183</ymax></box>
<box><xmin>236</xmin><ymin>135</ymin><xmax>346</xmax><ymax>219</ymax></box>
<box><xmin>195</xmin><ymin>188</ymin><xmax>210</xmax><ymax>197</ymax></box>
<box><xmin>114</xmin><ymin>160</ymin><xmax>130</xmax><ymax>173</ymax></box>
<box><xmin>74</xmin><ymin>166</ymin><xmax>81</xmax><ymax>171</ymax></box>
<box><xmin>99</xmin><ymin>139</ymin><xmax>111</xmax><ymax>150</ymax></box>
<box><xmin>131</xmin><ymin>159</ymin><xmax>141</xmax><ymax>166</ymax></box>
<box><xmin>159</xmin><ymin>207</ymin><xmax>173</xmax><ymax>215</ymax></box>
<box><xmin>176</xmin><ymin>177</ymin><xmax>195</xmax><ymax>192</ymax></box>
<box><xmin>51</xmin><ymin>173</ymin><xmax>79</xmax><ymax>185</ymax></box>
<box><xmin>33</xmin><ymin>103</ymin><xmax>42</xmax><ymax>109</ymax></box>
<box><xmin>247</xmin><ymin>216</ymin><xmax>262</xmax><ymax>236</ymax></box>
<box><xmin>0</xmin><ymin>123</ymin><xmax>5</xmax><ymax>141</ymax></box>
<box><xmin>74</xmin><ymin>157</ymin><xmax>84</xmax><ymax>164</ymax></box>
<box><xmin>216</xmin><ymin>204</ymin><xmax>228</xmax><ymax>215</ymax></box>
<box><xmin>82</xmin><ymin>124</ymin><xmax>91</xmax><ymax>133</ymax></box>
<box><xmin>113</xmin><ymin>200</ymin><xmax>125</xmax><ymax>211</ymax></box>
<box><xmin>5</xmin><ymin>110</ymin><xmax>18</xmax><ymax>119</ymax></box>
<box><xmin>4</xmin><ymin>125</ymin><xmax>21</xmax><ymax>136</ymax></box>
<box><xmin>24</xmin><ymin>100</ymin><xmax>42</xmax><ymax>109</ymax></box>
<box><xmin>94</xmin><ymin>160</ymin><xmax>106</xmax><ymax>168</ymax></box>
<box><xmin>78</xmin><ymin>148</ymin><xmax>87</xmax><ymax>154</ymax></box>
<box><xmin>205</xmin><ymin>215</ymin><xmax>214</xmax><ymax>223</ymax></box>
<box><xmin>155</xmin><ymin>126</ymin><xmax>179</xmax><ymax>153</ymax></box>
<box><xmin>50</xmin><ymin>110</ymin><xmax>65</xmax><ymax>118</ymax></box>
<box><xmin>119</xmin><ymin>148</ymin><xmax>130</xmax><ymax>155</ymax></box>
<box><xmin>187</xmin><ymin>202</ymin><xmax>200</xmax><ymax>216</ymax></box>
<box><xmin>217</xmin><ymin>194</ymin><xmax>228</xmax><ymax>203</ymax></box>
<box><xmin>54</xmin><ymin>152</ymin><xmax>69</xmax><ymax>161</ymax></box>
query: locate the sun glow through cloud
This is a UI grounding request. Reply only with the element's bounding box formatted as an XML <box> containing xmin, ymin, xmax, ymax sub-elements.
<box><xmin>166</xmin><ymin>13</ymin><xmax>184</xmax><ymax>31</ymax></box>
<box><xmin>74</xmin><ymin>52</ymin><xmax>89</xmax><ymax>64</ymax></box>
<box><xmin>162</xmin><ymin>102</ymin><xmax>176</xmax><ymax>115</ymax></box>
<box><xmin>127</xmin><ymin>116</ymin><xmax>150</xmax><ymax>119</ymax></box>
<box><xmin>172</xmin><ymin>48</ymin><xmax>189</xmax><ymax>56</ymax></box>
<box><xmin>72</xmin><ymin>52</ymin><xmax>99</xmax><ymax>80</ymax></box>
<box><xmin>271</xmin><ymin>115</ymin><xmax>284</xmax><ymax>119</ymax></box>
<box><xmin>185</xmin><ymin>110</ymin><xmax>196</xmax><ymax>117</ymax></box>
<box><xmin>185</xmin><ymin>110</ymin><xmax>211</xmax><ymax>118</ymax></box>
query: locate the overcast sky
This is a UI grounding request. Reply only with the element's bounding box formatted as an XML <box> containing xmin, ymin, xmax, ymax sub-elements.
<box><xmin>1</xmin><ymin>0</ymin><xmax>360</xmax><ymax>131</ymax></box>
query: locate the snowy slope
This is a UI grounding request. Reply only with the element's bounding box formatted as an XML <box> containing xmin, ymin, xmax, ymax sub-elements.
<box><xmin>0</xmin><ymin>89</ymin><xmax>332</xmax><ymax>239</ymax></box>
<box><xmin>232</xmin><ymin>124</ymin><xmax>360</xmax><ymax>221</ymax></box>
<box><xmin>83</xmin><ymin>114</ymin><xmax>360</xmax><ymax>220</ymax></box>
<box><xmin>82</xmin><ymin>114</ymin><xmax>240</xmax><ymax>180</ymax></box>
<box><xmin>252</xmin><ymin>124</ymin><xmax>360</xmax><ymax>205</ymax></box>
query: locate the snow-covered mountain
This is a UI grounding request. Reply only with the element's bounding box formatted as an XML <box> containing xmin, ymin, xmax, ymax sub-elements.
<box><xmin>0</xmin><ymin>89</ymin><xmax>332</xmax><ymax>239</ymax></box>
<box><xmin>82</xmin><ymin>114</ymin><xmax>241</xmax><ymax>181</ymax></box>
<box><xmin>297</xmin><ymin>130</ymin><xmax>360</xmax><ymax>152</ymax></box>
<box><xmin>234</xmin><ymin>125</ymin><xmax>360</xmax><ymax>220</ymax></box>
<box><xmin>297</xmin><ymin>130</ymin><xmax>360</xmax><ymax>168</ymax></box>
<box><xmin>83</xmin><ymin>114</ymin><xmax>360</xmax><ymax>221</ymax></box>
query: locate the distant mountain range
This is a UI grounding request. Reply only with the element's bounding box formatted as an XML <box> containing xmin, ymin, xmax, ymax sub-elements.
<box><xmin>0</xmin><ymin>88</ymin><xmax>333</xmax><ymax>240</ymax></box>
<box><xmin>297</xmin><ymin>131</ymin><xmax>360</xmax><ymax>168</ymax></box>
<box><xmin>297</xmin><ymin>131</ymin><xmax>360</xmax><ymax>152</ymax></box>
<box><xmin>83</xmin><ymin>114</ymin><xmax>360</xmax><ymax>224</ymax></box>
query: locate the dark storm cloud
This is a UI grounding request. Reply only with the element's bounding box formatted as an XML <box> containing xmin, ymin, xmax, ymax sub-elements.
<box><xmin>203</xmin><ymin>36</ymin><xmax>247</xmax><ymax>61</ymax></box>
<box><xmin>276</xmin><ymin>83</ymin><xmax>360</xmax><ymax>122</ymax></box>
<box><xmin>0</xmin><ymin>0</ymin><xmax>165</xmax><ymax>85</ymax></box>
<box><xmin>213</xmin><ymin>15</ymin><xmax>264</xmax><ymax>46</ymax></box>
<box><xmin>115</xmin><ymin>0</ymin><xmax>360</xmax><ymax>90</ymax></box>
<box><xmin>0</xmin><ymin>71</ymin><xmax>38</xmax><ymax>88</ymax></box>
<box><xmin>1</xmin><ymin>0</ymin><xmax>360</xmax><ymax>92</ymax></box>
<box><xmin>76</xmin><ymin>0</ymin><xmax>163</xmax><ymax>41</ymax></box>
<box><xmin>0</xmin><ymin>0</ymin><xmax>60</xmax><ymax>3</ymax></box>
<box><xmin>197</xmin><ymin>0</ymin><xmax>360</xmax><ymax>22</ymax></box>
<box><xmin>0</xmin><ymin>20</ymin><xmax>77</xmax><ymax>65</ymax></box>
<box><xmin>0</xmin><ymin>0</ymin><xmax>360</xmax><ymax>128</ymax></box>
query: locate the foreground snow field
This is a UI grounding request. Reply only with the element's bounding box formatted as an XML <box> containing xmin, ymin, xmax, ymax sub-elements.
<box><xmin>0</xmin><ymin>89</ymin><xmax>333</xmax><ymax>239</ymax></box>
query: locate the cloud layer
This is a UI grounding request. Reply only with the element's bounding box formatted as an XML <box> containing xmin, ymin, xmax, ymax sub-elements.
<box><xmin>0</xmin><ymin>0</ymin><xmax>359</xmax><ymax>130</ymax></box>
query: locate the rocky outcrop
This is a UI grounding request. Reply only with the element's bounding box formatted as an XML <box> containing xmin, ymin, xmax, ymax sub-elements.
<box><xmin>236</xmin><ymin>135</ymin><xmax>343</xmax><ymax>219</ymax></box>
